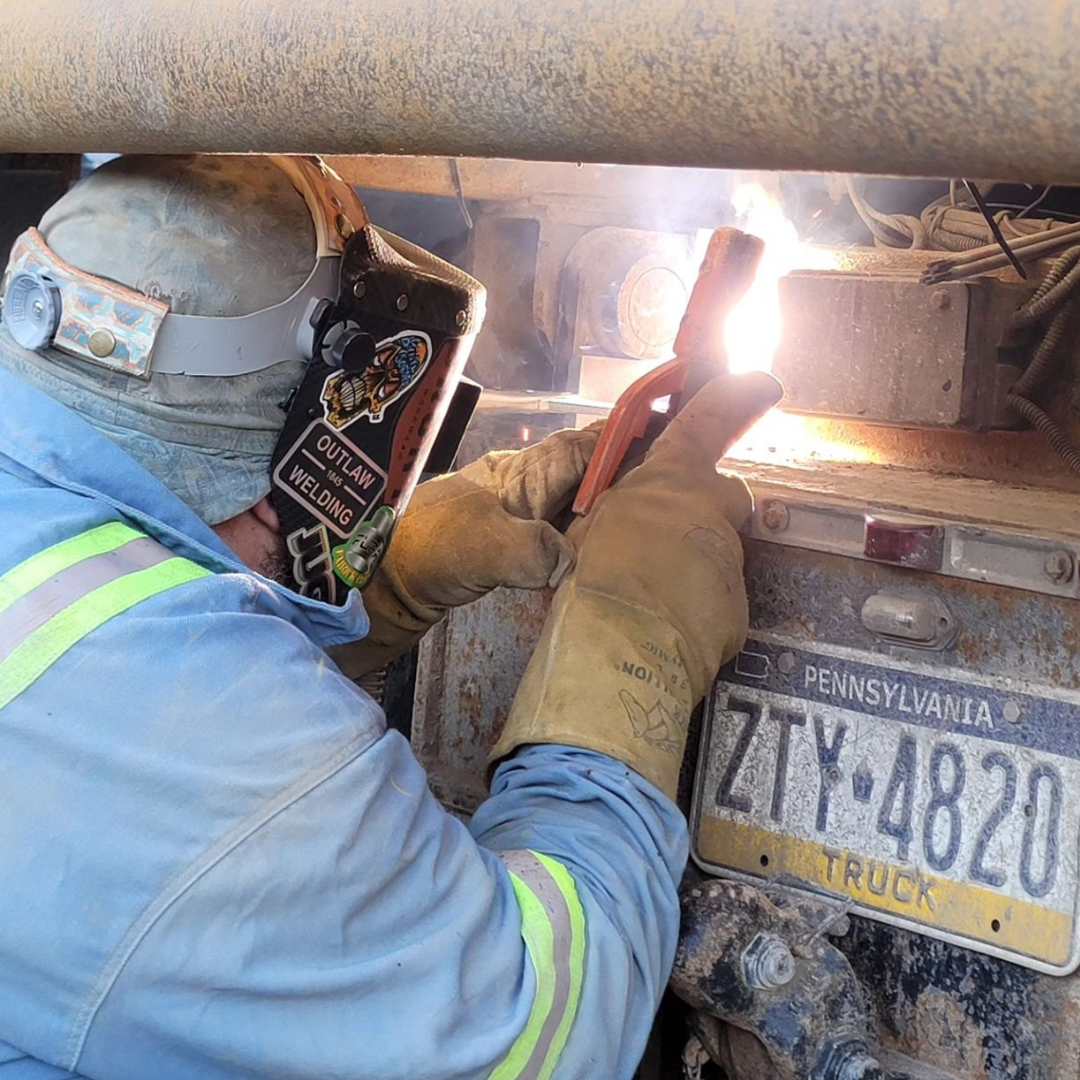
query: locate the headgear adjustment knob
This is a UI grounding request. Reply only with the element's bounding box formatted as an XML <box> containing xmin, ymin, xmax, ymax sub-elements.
<box><xmin>329</xmin><ymin>327</ymin><xmax>377</xmax><ymax>372</ymax></box>
<box><xmin>3</xmin><ymin>271</ymin><xmax>61</xmax><ymax>351</ymax></box>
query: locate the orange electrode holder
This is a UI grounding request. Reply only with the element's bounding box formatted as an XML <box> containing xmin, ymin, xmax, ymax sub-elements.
<box><xmin>573</xmin><ymin>227</ymin><xmax>765</xmax><ymax>515</ymax></box>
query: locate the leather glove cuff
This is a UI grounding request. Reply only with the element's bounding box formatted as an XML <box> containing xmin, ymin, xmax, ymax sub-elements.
<box><xmin>330</xmin><ymin>559</ymin><xmax>446</xmax><ymax>678</ymax></box>
<box><xmin>490</xmin><ymin>580</ymin><xmax>698</xmax><ymax>800</ymax></box>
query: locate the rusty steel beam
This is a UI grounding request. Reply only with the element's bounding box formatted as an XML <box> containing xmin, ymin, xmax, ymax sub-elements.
<box><xmin>2</xmin><ymin>0</ymin><xmax>1079</xmax><ymax>181</ymax></box>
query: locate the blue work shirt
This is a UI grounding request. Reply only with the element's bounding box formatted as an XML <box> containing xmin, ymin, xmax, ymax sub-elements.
<box><xmin>0</xmin><ymin>367</ymin><xmax>688</xmax><ymax>1080</ymax></box>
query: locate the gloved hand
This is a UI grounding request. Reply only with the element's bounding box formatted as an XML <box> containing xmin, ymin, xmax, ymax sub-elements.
<box><xmin>491</xmin><ymin>372</ymin><xmax>783</xmax><ymax>799</ymax></box>
<box><xmin>331</xmin><ymin>424</ymin><xmax>600</xmax><ymax>678</ymax></box>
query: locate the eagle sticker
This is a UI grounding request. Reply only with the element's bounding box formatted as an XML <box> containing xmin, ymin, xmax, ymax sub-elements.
<box><xmin>322</xmin><ymin>329</ymin><xmax>431</xmax><ymax>429</ymax></box>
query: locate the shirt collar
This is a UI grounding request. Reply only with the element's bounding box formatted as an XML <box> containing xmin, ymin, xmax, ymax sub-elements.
<box><xmin>0</xmin><ymin>368</ymin><xmax>369</xmax><ymax>648</ymax></box>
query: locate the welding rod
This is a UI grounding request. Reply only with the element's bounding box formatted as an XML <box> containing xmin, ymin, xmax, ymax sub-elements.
<box><xmin>922</xmin><ymin>221</ymin><xmax>1080</xmax><ymax>283</ymax></box>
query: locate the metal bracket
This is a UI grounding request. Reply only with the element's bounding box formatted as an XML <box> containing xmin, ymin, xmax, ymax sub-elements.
<box><xmin>750</xmin><ymin>494</ymin><xmax>1080</xmax><ymax>600</ymax></box>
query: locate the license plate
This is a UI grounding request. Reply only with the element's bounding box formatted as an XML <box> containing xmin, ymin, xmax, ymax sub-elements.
<box><xmin>691</xmin><ymin>634</ymin><xmax>1080</xmax><ymax>974</ymax></box>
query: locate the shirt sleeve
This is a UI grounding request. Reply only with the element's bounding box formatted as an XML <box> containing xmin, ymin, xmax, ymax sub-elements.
<box><xmin>472</xmin><ymin>745</ymin><xmax>690</xmax><ymax>1079</ymax></box>
<box><xmin>76</xmin><ymin>724</ymin><xmax>687</xmax><ymax>1080</ymax></box>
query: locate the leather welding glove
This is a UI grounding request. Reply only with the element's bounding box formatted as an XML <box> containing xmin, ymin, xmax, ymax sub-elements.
<box><xmin>491</xmin><ymin>372</ymin><xmax>783</xmax><ymax>800</ymax></box>
<box><xmin>331</xmin><ymin>424</ymin><xmax>600</xmax><ymax>678</ymax></box>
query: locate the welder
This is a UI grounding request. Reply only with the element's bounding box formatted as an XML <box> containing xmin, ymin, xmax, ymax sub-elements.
<box><xmin>0</xmin><ymin>155</ymin><xmax>779</xmax><ymax>1079</ymax></box>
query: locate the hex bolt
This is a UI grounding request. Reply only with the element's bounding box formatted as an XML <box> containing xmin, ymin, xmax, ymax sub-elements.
<box><xmin>741</xmin><ymin>932</ymin><xmax>795</xmax><ymax>990</ymax></box>
<box><xmin>761</xmin><ymin>500</ymin><xmax>789</xmax><ymax>532</ymax></box>
<box><xmin>837</xmin><ymin>1054</ymin><xmax>884</xmax><ymax>1080</ymax></box>
<box><xmin>931</xmin><ymin>288</ymin><xmax>952</xmax><ymax>311</ymax></box>
<box><xmin>1044</xmin><ymin>550</ymin><xmax>1074</xmax><ymax>584</ymax></box>
<box><xmin>818</xmin><ymin>1040</ymin><xmax>884</xmax><ymax>1080</ymax></box>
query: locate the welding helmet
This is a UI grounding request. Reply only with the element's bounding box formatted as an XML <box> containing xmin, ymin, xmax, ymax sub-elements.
<box><xmin>0</xmin><ymin>155</ymin><xmax>485</xmax><ymax>602</ymax></box>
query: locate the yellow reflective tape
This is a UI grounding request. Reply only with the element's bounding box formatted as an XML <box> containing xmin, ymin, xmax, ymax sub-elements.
<box><xmin>0</xmin><ymin>556</ymin><xmax>210</xmax><ymax>711</ymax></box>
<box><xmin>489</xmin><ymin>873</ymin><xmax>557</xmax><ymax>1080</ymax></box>
<box><xmin>0</xmin><ymin>521</ymin><xmax>142</xmax><ymax>618</ymax></box>
<box><xmin>489</xmin><ymin>850</ymin><xmax>587</xmax><ymax>1080</ymax></box>
<box><xmin>532</xmin><ymin>852</ymin><xmax>586</xmax><ymax>1080</ymax></box>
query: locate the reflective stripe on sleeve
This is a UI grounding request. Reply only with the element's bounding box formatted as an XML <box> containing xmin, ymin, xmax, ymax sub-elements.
<box><xmin>490</xmin><ymin>850</ymin><xmax>586</xmax><ymax>1080</ymax></box>
<box><xmin>0</xmin><ymin>522</ymin><xmax>211</xmax><ymax>710</ymax></box>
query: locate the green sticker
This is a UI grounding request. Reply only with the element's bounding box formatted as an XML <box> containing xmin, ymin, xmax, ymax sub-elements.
<box><xmin>333</xmin><ymin>505</ymin><xmax>397</xmax><ymax>589</ymax></box>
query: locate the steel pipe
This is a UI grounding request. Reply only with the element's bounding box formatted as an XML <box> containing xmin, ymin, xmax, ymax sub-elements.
<box><xmin>2</xmin><ymin>0</ymin><xmax>1079</xmax><ymax>181</ymax></box>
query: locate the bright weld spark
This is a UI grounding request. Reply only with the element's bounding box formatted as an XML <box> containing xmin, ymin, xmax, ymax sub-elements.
<box><xmin>722</xmin><ymin>182</ymin><xmax>838</xmax><ymax>376</ymax></box>
<box><xmin>715</xmin><ymin>183</ymin><xmax>877</xmax><ymax>465</ymax></box>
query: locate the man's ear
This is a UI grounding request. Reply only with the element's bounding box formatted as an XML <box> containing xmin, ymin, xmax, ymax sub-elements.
<box><xmin>250</xmin><ymin>496</ymin><xmax>281</xmax><ymax>534</ymax></box>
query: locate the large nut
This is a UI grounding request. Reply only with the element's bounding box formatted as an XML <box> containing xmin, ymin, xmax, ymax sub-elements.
<box><xmin>741</xmin><ymin>931</ymin><xmax>795</xmax><ymax>990</ymax></box>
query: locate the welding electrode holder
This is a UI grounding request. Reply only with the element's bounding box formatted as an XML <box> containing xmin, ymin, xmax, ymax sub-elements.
<box><xmin>572</xmin><ymin>228</ymin><xmax>766</xmax><ymax>515</ymax></box>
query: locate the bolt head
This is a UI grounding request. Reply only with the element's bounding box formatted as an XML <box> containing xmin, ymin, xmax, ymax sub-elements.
<box><xmin>742</xmin><ymin>931</ymin><xmax>795</xmax><ymax>990</ymax></box>
<box><xmin>31</xmin><ymin>299</ymin><xmax>43</xmax><ymax>318</ymax></box>
<box><xmin>818</xmin><ymin>1041</ymin><xmax>884</xmax><ymax>1080</ymax></box>
<box><xmin>353</xmin><ymin>279</ymin><xmax>367</xmax><ymax>299</ymax></box>
<box><xmin>396</xmin><ymin>294</ymin><xmax>409</xmax><ymax>311</ymax></box>
<box><xmin>1044</xmin><ymin>550</ymin><xmax>1074</xmax><ymax>584</ymax></box>
<box><xmin>931</xmin><ymin>288</ymin><xmax>952</xmax><ymax>310</ymax></box>
<box><xmin>761</xmin><ymin>500</ymin><xmax>789</xmax><ymax>532</ymax></box>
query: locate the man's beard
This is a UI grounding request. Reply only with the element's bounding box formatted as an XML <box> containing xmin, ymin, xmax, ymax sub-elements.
<box><xmin>260</xmin><ymin>536</ymin><xmax>294</xmax><ymax>589</ymax></box>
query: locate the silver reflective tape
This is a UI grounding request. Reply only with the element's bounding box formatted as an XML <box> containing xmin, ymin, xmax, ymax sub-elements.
<box><xmin>497</xmin><ymin>850</ymin><xmax>576</xmax><ymax>1080</ymax></box>
<box><xmin>0</xmin><ymin>536</ymin><xmax>173</xmax><ymax>665</ymax></box>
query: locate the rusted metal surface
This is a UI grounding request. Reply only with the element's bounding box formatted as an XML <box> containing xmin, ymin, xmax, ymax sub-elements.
<box><xmin>412</xmin><ymin>482</ymin><xmax>1080</xmax><ymax>1076</ymax></box>
<box><xmin>3</xmin><ymin>1</ymin><xmax>1080</xmax><ymax>182</ymax></box>
<box><xmin>841</xmin><ymin>919</ymin><xmax>1073</xmax><ymax>1080</ymax></box>
<box><xmin>673</xmin><ymin>878</ymin><xmax>880</xmax><ymax>1080</ymax></box>
<box><xmin>733</xmin><ymin>539</ymin><xmax>1080</xmax><ymax>1078</ymax></box>
<box><xmin>412</xmin><ymin>586</ymin><xmax>552</xmax><ymax>815</ymax></box>
<box><xmin>735</xmin><ymin>462</ymin><xmax>1080</xmax><ymax>551</ymax></box>
<box><xmin>773</xmin><ymin>274</ymin><xmax>1031</xmax><ymax>431</ymax></box>
<box><xmin>332</xmin><ymin>157</ymin><xmax>738</xmax><ymax>217</ymax></box>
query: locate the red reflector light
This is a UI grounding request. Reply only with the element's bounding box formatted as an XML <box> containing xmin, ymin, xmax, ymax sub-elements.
<box><xmin>864</xmin><ymin>518</ymin><xmax>944</xmax><ymax>570</ymax></box>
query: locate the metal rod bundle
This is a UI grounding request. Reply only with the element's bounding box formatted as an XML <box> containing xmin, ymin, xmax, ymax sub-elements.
<box><xmin>922</xmin><ymin>223</ymin><xmax>1080</xmax><ymax>284</ymax></box>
